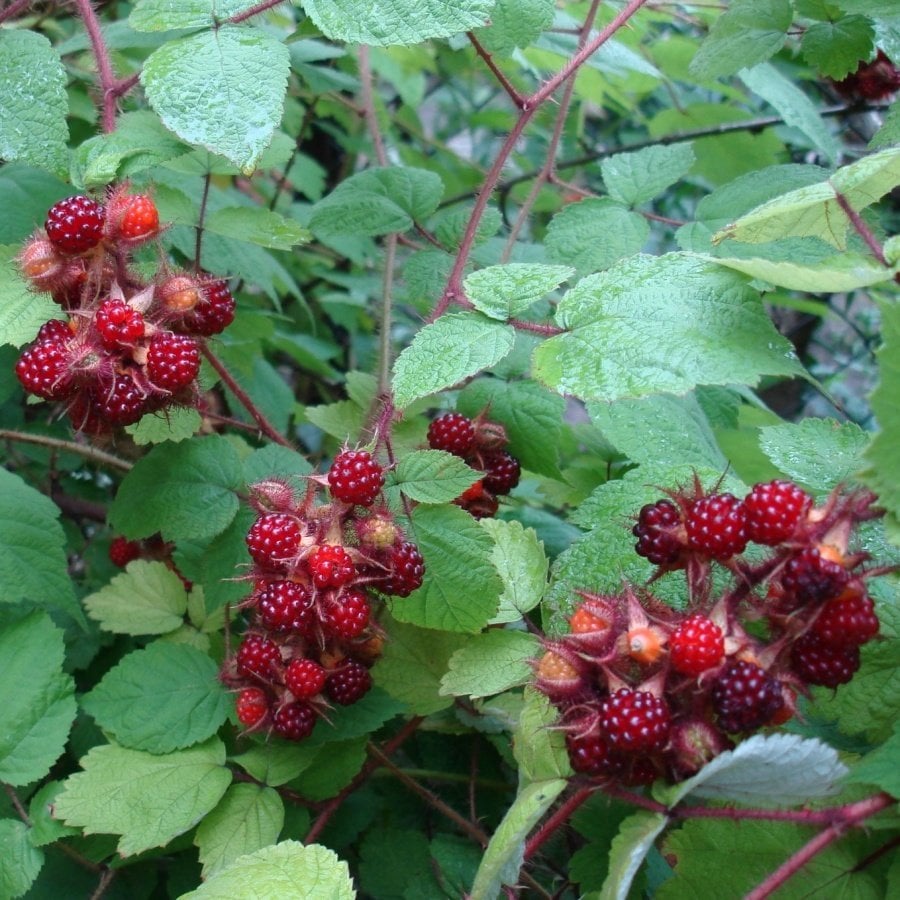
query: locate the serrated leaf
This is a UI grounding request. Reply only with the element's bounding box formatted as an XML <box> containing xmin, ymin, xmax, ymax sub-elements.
<box><xmin>474</xmin><ymin>0</ymin><xmax>555</xmax><ymax>54</ymax></box>
<box><xmin>870</xmin><ymin>101</ymin><xmax>900</xmax><ymax>151</ymax></box>
<box><xmin>532</xmin><ymin>254</ymin><xmax>801</xmax><ymax>403</ymax></box>
<box><xmin>290</xmin><ymin>738</ymin><xmax>367</xmax><ymax>802</ymax></box>
<box><xmin>387</xmin><ymin>449</ymin><xmax>480</xmax><ymax>504</ymax></box>
<box><xmin>0</xmin><ymin>247</ymin><xmax>61</xmax><ymax>349</ymax></box>
<box><xmin>180</xmin><ymin>841</ymin><xmax>354</xmax><ymax>899</ymax></box>
<box><xmin>195</xmin><ymin>784</ymin><xmax>284</xmax><ymax>878</ymax></box>
<box><xmin>513</xmin><ymin>688</ymin><xmax>571</xmax><ymax>783</ymax></box>
<box><xmin>126</xmin><ymin>407</ymin><xmax>202</xmax><ymax>444</ymax></box>
<box><xmin>463</xmin><ymin>264</ymin><xmax>573</xmax><ymax>320</ymax></box>
<box><xmin>440</xmin><ymin>630</ymin><xmax>538</xmax><ymax>700</ymax></box>
<box><xmin>0</xmin><ymin>30</ymin><xmax>68</xmax><ymax>176</ymax></box>
<box><xmin>130</xmin><ymin>0</ymin><xmax>261</xmax><ymax>31</ymax></box>
<box><xmin>82</xmin><ymin>643</ymin><xmax>229</xmax><ymax>753</ymax></box>
<box><xmin>84</xmin><ymin>560</ymin><xmax>187</xmax><ymax>635</ymax></box>
<box><xmin>601</xmin><ymin>143</ymin><xmax>696</xmax><ymax>207</ymax></box>
<box><xmin>232</xmin><ymin>742</ymin><xmax>312</xmax><ymax>789</ymax></box>
<box><xmin>28</xmin><ymin>781</ymin><xmax>78</xmax><ymax>846</ymax></box>
<box><xmin>55</xmin><ymin>738</ymin><xmax>232</xmax><ymax>856</ymax></box>
<box><xmin>392</xmin><ymin>312</ymin><xmax>516</xmax><ymax>410</ymax></box>
<box><xmin>801</xmin><ymin>16</ymin><xmax>875</xmax><ymax>79</ymax></box>
<box><xmin>600</xmin><ymin>812</ymin><xmax>669</xmax><ymax>900</ymax></box>
<box><xmin>481</xmin><ymin>519</ymin><xmax>548</xmax><ymax>624</ymax></box>
<box><xmin>141</xmin><ymin>26</ymin><xmax>289</xmax><ymax>173</ymax></box>
<box><xmin>845</xmin><ymin>722</ymin><xmax>900</xmax><ymax>796</ymax></box>
<box><xmin>0</xmin><ymin>613</ymin><xmax>75</xmax><ymax>786</ymax></box>
<box><xmin>243</xmin><ymin>443</ymin><xmax>313</xmax><ymax>484</ymax></box>
<box><xmin>205</xmin><ymin>207</ymin><xmax>311</xmax><ymax>250</ymax></box>
<box><xmin>0</xmin><ymin>819</ymin><xmax>43</xmax><ymax>900</ymax></box>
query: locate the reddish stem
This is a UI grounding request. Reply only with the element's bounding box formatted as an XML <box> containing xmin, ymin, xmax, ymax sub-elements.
<box><xmin>73</xmin><ymin>0</ymin><xmax>119</xmax><ymax>133</ymax></box>
<box><xmin>467</xmin><ymin>31</ymin><xmax>525</xmax><ymax>108</ymax></box>
<box><xmin>508</xmin><ymin>318</ymin><xmax>566</xmax><ymax>336</ymax></box>
<box><xmin>524</xmin><ymin>786</ymin><xmax>596</xmax><ymax>860</ymax></box>
<box><xmin>228</xmin><ymin>0</ymin><xmax>288</xmax><ymax>25</ymax></box>
<box><xmin>0</xmin><ymin>0</ymin><xmax>31</xmax><ymax>25</ymax></box>
<box><xmin>833</xmin><ymin>190</ymin><xmax>889</xmax><ymax>266</ymax></box>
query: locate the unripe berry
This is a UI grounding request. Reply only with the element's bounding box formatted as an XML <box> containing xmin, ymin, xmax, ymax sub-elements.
<box><xmin>17</xmin><ymin>237</ymin><xmax>68</xmax><ymax>292</ymax></box>
<box><xmin>535</xmin><ymin>648</ymin><xmax>586</xmax><ymax>702</ymax></box>
<box><xmin>158</xmin><ymin>275</ymin><xmax>202</xmax><ymax>313</ymax></box>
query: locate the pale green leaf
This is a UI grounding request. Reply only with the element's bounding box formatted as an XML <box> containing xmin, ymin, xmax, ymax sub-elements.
<box><xmin>387</xmin><ymin>449</ymin><xmax>480</xmax><ymax>504</ymax></box>
<box><xmin>232</xmin><ymin>742</ymin><xmax>313</xmax><ymax>789</ymax></box>
<box><xmin>28</xmin><ymin>781</ymin><xmax>78</xmax><ymax>846</ymax></box>
<box><xmin>126</xmin><ymin>407</ymin><xmax>202</xmax><ymax>444</ymax></box>
<box><xmin>464</xmin><ymin>263</ymin><xmax>573</xmax><ymax>320</ymax></box>
<box><xmin>205</xmin><ymin>207</ymin><xmax>311</xmax><ymax>250</ymax></box>
<box><xmin>474</xmin><ymin>0</ymin><xmax>555</xmax><ymax>54</ymax></box>
<box><xmin>440</xmin><ymin>630</ymin><xmax>538</xmax><ymax>699</ymax></box>
<box><xmin>801</xmin><ymin>16</ymin><xmax>875</xmax><ymax>80</ymax></box>
<box><xmin>513</xmin><ymin>688</ymin><xmax>571</xmax><ymax>783</ymax></box>
<box><xmin>481</xmin><ymin>518</ymin><xmax>548</xmax><ymax>624</ymax></box>
<box><xmin>130</xmin><ymin>0</ymin><xmax>262</xmax><ymax>31</ymax></box>
<box><xmin>0</xmin><ymin>819</ymin><xmax>43</xmax><ymax>900</ymax></box>
<box><xmin>600</xmin><ymin>812</ymin><xmax>669</xmax><ymax>900</ymax></box>
<box><xmin>0</xmin><ymin>247</ymin><xmax>60</xmax><ymax>348</ymax></box>
<box><xmin>601</xmin><ymin>143</ymin><xmax>696</xmax><ymax>207</ymax></box>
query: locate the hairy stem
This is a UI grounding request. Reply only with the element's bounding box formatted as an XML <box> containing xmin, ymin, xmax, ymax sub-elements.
<box><xmin>524</xmin><ymin>786</ymin><xmax>596</xmax><ymax>861</ymax></box>
<box><xmin>0</xmin><ymin>428</ymin><xmax>132</xmax><ymax>471</ymax></box>
<box><xmin>228</xmin><ymin>0</ymin><xmax>288</xmax><ymax>24</ymax></box>
<box><xmin>833</xmin><ymin>190</ymin><xmax>889</xmax><ymax>266</ymax></box>
<box><xmin>73</xmin><ymin>0</ymin><xmax>119</xmax><ymax>133</ymax></box>
<box><xmin>467</xmin><ymin>31</ymin><xmax>525</xmax><ymax>108</ymax></box>
<box><xmin>0</xmin><ymin>0</ymin><xmax>32</xmax><ymax>25</ymax></box>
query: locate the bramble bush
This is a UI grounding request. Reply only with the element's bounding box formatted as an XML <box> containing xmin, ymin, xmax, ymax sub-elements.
<box><xmin>1</xmin><ymin>1</ymin><xmax>899</xmax><ymax>897</ymax></box>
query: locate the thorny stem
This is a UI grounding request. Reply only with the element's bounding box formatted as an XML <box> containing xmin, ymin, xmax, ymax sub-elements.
<box><xmin>508</xmin><ymin>318</ymin><xmax>566</xmax><ymax>336</ymax></box>
<box><xmin>524</xmin><ymin>786</ymin><xmax>596</xmax><ymax>861</ymax></box>
<box><xmin>193</xmin><ymin>172</ymin><xmax>213</xmax><ymax>272</ymax></box>
<box><xmin>0</xmin><ymin>0</ymin><xmax>32</xmax><ymax>25</ymax></box>
<box><xmin>466</xmin><ymin>31</ymin><xmax>525</xmax><ymax>108</ymax></box>
<box><xmin>833</xmin><ymin>190</ymin><xmax>889</xmax><ymax>267</ymax></box>
<box><xmin>73</xmin><ymin>0</ymin><xmax>120</xmax><ymax>133</ymax></box>
<box><xmin>0</xmin><ymin>428</ymin><xmax>132</xmax><ymax>471</ymax></box>
<box><xmin>227</xmin><ymin>0</ymin><xmax>288</xmax><ymax>25</ymax></box>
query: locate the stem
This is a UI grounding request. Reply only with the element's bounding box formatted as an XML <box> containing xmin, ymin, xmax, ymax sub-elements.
<box><xmin>0</xmin><ymin>0</ymin><xmax>32</xmax><ymax>25</ymax></box>
<box><xmin>88</xmin><ymin>869</ymin><xmax>117</xmax><ymax>900</ymax></box>
<box><xmin>833</xmin><ymin>190</ymin><xmax>889</xmax><ymax>266</ymax></box>
<box><xmin>377</xmin><ymin>234</ymin><xmax>398</xmax><ymax>396</ymax></box>
<box><xmin>0</xmin><ymin>429</ymin><xmax>132</xmax><ymax>471</ymax></box>
<box><xmin>193</xmin><ymin>172</ymin><xmax>212</xmax><ymax>272</ymax></box>
<box><xmin>228</xmin><ymin>0</ymin><xmax>287</xmax><ymax>24</ymax></box>
<box><xmin>73</xmin><ymin>0</ymin><xmax>119</xmax><ymax>133</ymax></box>
<box><xmin>467</xmin><ymin>32</ymin><xmax>525</xmax><ymax>108</ymax></box>
<box><xmin>358</xmin><ymin>45</ymin><xmax>388</xmax><ymax>167</ymax></box>
<box><xmin>524</xmin><ymin>786</ymin><xmax>596</xmax><ymax>861</ymax></box>
<box><xmin>508</xmin><ymin>318</ymin><xmax>566</xmax><ymax>336</ymax></box>
<box><xmin>3</xmin><ymin>783</ymin><xmax>31</xmax><ymax>824</ymax></box>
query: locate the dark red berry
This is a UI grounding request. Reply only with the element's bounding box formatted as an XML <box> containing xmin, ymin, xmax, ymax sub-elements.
<box><xmin>109</xmin><ymin>535</ymin><xmax>141</xmax><ymax>567</ymax></box>
<box><xmin>15</xmin><ymin>340</ymin><xmax>74</xmax><ymax>400</ymax></box>
<box><xmin>482</xmin><ymin>449</ymin><xmax>521</xmax><ymax>495</ymax></box>
<box><xmin>272</xmin><ymin>702</ymin><xmax>317</xmax><ymax>741</ymax></box>
<box><xmin>236</xmin><ymin>687</ymin><xmax>269</xmax><ymax>728</ymax></box>
<box><xmin>812</xmin><ymin>589</ymin><xmax>879</xmax><ymax>648</ymax></box>
<box><xmin>685</xmin><ymin>493</ymin><xmax>748</xmax><ymax>560</ymax></box>
<box><xmin>284</xmin><ymin>658</ymin><xmax>327</xmax><ymax>699</ymax></box>
<box><xmin>744</xmin><ymin>480</ymin><xmax>811</xmax><ymax>545</ymax></box>
<box><xmin>321</xmin><ymin>589</ymin><xmax>371</xmax><ymax>639</ymax></box>
<box><xmin>92</xmin><ymin>372</ymin><xmax>148</xmax><ymax>425</ymax></box>
<box><xmin>45</xmin><ymin>196</ymin><xmax>105</xmax><ymax>255</ymax></box>
<box><xmin>37</xmin><ymin>319</ymin><xmax>72</xmax><ymax>343</ymax></box>
<box><xmin>326</xmin><ymin>660</ymin><xmax>372</xmax><ymax>705</ymax></box>
<box><xmin>566</xmin><ymin>729</ymin><xmax>623</xmax><ymax>776</ymax></box>
<box><xmin>454</xmin><ymin>479</ymin><xmax>499</xmax><ymax>519</ymax></box>
<box><xmin>178</xmin><ymin>278</ymin><xmax>236</xmax><ymax>336</ymax></box>
<box><xmin>599</xmin><ymin>689</ymin><xmax>671</xmax><ymax>754</ymax></box>
<box><xmin>670</xmin><ymin>614</ymin><xmax>724</xmax><ymax>676</ymax></box>
<box><xmin>633</xmin><ymin>499</ymin><xmax>684</xmax><ymax>565</ymax></box>
<box><xmin>236</xmin><ymin>634</ymin><xmax>281</xmax><ymax>680</ymax></box>
<box><xmin>257</xmin><ymin>581</ymin><xmax>314</xmax><ymax>633</ymax></box>
<box><xmin>712</xmin><ymin>660</ymin><xmax>784</xmax><ymax>733</ymax></box>
<box><xmin>427</xmin><ymin>412</ymin><xmax>476</xmax><ymax>456</ymax></box>
<box><xmin>791</xmin><ymin>633</ymin><xmax>860</xmax><ymax>688</ymax></box>
<box><xmin>382</xmin><ymin>541</ymin><xmax>425</xmax><ymax>597</ymax></box>
<box><xmin>95</xmin><ymin>298</ymin><xmax>145</xmax><ymax>348</ymax></box>
<box><xmin>781</xmin><ymin>546</ymin><xmax>849</xmax><ymax>604</ymax></box>
<box><xmin>246</xmin><ymin>513</ymin><xmax>303</xmax><ymax>570</ymax></box>
<box><xmin>327</xmin><ymin>449</ymin><xmax>385</xmax><ymax>506</ymax></box>
<box><xmin>146</xmin><ymin>332</ymin><xmax>200</xmax><ymax>392</ymax></box>
<box><xmin>306</xmin><ymin>544</ymin><xmax>355</xmax><ymax>589</ymax></box>
<box><xmin>118</xmin><ymin>195</ymin><xmax>159</xmax><ymax>241</ymax></box>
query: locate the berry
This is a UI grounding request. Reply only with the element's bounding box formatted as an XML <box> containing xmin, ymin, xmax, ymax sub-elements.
<box><xmin>37</xmin><ymin>319</ymin><xmax>73</xmax><ymax>343</ymax></box>
<box><xmin>179</xmin><ymin>278</ymin><xmax>235</xmax><ymax>336</ymax></box>
<box><xmin>712</xmin><ymin>660</ymin><xmax>784</xmax><ymax>733</ymax></box>
<box><xmin>570</xmin><ymin>605</ymin><xmax>612</xmax><ymax>635</ymax></box>
<box><xmin>158</xmin><ymin>275</ymin><xmax>202</xmax><ymax>313</ymax></box>
<box><xmin>566</xmin><ymin>729</ymin><xmax>623</xmax><ymax>776</ymax></box>
<box><xmin>109</xmin><ymin>535</ymin><xmax>141</xmax><ymax>567</ymax></box>
<box><xmin>273</xmin><ymin>702</ymin><xmax>317</xmax><ymax>741</ymax></box>
<box><xmin>45</xmin><ymin>196</ymin><xmax>105</xmax><ymax>255</ymax></box>
<box><xmin>18</xmin><ymin>238</ymin><xmax>67</xmax><ymax>292</ymax></box>
<box><xmin>92</xmin><ymin>372</ymin><xmax>148</xmax><ymax>425</ymax></box>
<box><xmin>454</xmin><ymin>480</ymin><xmax>499</xmax><ymax>519</ymax></box>
<box><xmin>812</xmin><ymin>589</ymin><xmax>879</xmax><ymax>648</ymax></box>
<box><xmin>535</xmin><ymin>649</ymin><xmax>585</xmax><ymax>701</ymax></box>
<box><xmin>781</xmin><ymin>546</ymin><xmax>849</xmax><ymax>604</ymax></box>
<box><xmin>482</xmin><ymin>449</ymin><xmax>521</xmax><ymax>495</ymax></box>
<box><xmin>322</xmin><ymin>589</ymin><xmax>371</xmax><ymax>639</ymax></box>
<box><xmin>95</xmin><ymin>298</ymin><xmax>145</xmax><ymax>347</ymax></box>
<box><xmin>744</xmin><ymin>480</ymin><xmax>810</xmax><ymax>545</ymax></box>
<box><xmin>236</xmin><ymin>687</ymin><xmax>269</xmax><ymax>728</ymax></box>
<box><xmin>382</xmin><ymin>541</ymin><xmax>425</xmax><ymax>597</ymax></box>
<box><xmin>599</xmin><ymin>689</ymin><xmax>671</xmax><ymax>754</ymax></box>
<box><xmin>246</xmin><ymin>513</ymin><xmax>303</xmax><ymax>570</ymax></box>
<box><xmin>326</xmin><ymin>660</ymin><xmax>372</xmax><ymax>705</ymax></box>
<box><xmin>236</xmin><ymin>634</ymin><xmax>281</xmax><ymax>680</ymax></box>
<box><xmin>15</xmin><ymin>340</ymin><xmax>74</xmax><ymax>400</ymax></box>
<box><xmin>685</xmin><ymin>493</ymin><xmax>748</xmax><ymax>560</ymax></box>
<box><xmin>307</xmin><ymin>544</ymin><xmax>355</xmax><ymax>589</ymax></box>
<box><xmin>427</xmin><ymin>412</ymin><xmax>476</xmax><ymax>456</ymax></box>
<box><xmin>146</xmin><ymin>332</ymin><xmax>200</xmax><ymax>392</ymax></box>
<box><xmin>327</xmin><ymin>449</ymin><xmax>385</xmax><ymax>506</ymax></box>
<box><xmin>791</xmin><ymin>633</ymin><xmax>860</xmax><ymax>688</ymax></box>
<box><xmin>257</xmin><ymin>581</ymin><xmax>314</xmax><ymax>633</ymax></box>
<box><xmin>633</xmin><ymin>499</ymin><xmax>683</xmax><ymax>565</ymax></box>
<box><xmin>670</xmin><ymin>615</ymin><xmax>724</xmax><ymax>676</ymax></box>
<box><xmin>284</xmin><ymin>658</ymin><xmax>327</xmax><ymax>699</ymax></box>
<box><xmin>118</xmin><ymin>195</ymin><xmax>159</xmax><ymax>241</ymax></box>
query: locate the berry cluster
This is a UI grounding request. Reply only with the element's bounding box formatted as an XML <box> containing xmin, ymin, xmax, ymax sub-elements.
<box><xmin>223</xmin><ymin>450</ymin><xmax>425</xmax><ymax>742</ymax></box>
<box><xmin>427</xmin><ymin>411</ymin><xmax>521</xmax><ymax>518</ymax></box>
<box><xmin>833</xmin><ymin>50</ymin><xmax>900</xmax><ymax>102</ymax></box>
<box><xmin>535</xmin><ymin>480</ymin><xmax>886</xmax><ymax>785</ymax></box>
<box><xmin>15</xmin><ymin>187</ymin><xmax>235</xmax><ymax>436</ymax></box>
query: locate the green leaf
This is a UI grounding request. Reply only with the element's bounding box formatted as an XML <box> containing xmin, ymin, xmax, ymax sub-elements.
<box><xmin>601</xmin><ymin>143</ymin><xmax>696</xmax><ymax>207</ymax></box>
<box><xmin>195</xmin><ymin>784</ymin><xmax>284</xmax><ymax>878</ymax></box>
<box><xmin>481</xmin><ymin>519</ymin><xmax>548</xmax><ymax>624</ymax></box>
<box><xmin>0</xmin><ymin>819</ymin><xmax>43</xmax><ymax>900</ymax></box>
<box><xmin>474</xmin><ymin>0</ymin><xmax>555</xmax><ymax>54</ymax></box>
<box><xmin>82</xmin><ymin>643</ymin><xmax>230</xmax><ymax>754</ymax></box>
<box><xmin>532</xmin><ymin>254</ymin><xmax>801</xmax><ymax>403</ymax></box>
<box><xmin>689</xmin><ymin>0</ymin><xmax>792</xmax><ymax>80</ymax></box>
<box><xmin>125</xmin><ymin>407</ymin><xmax>202</xmax><ymax>444</ymax></box>
<box><xmin>109</xmin><ymin>435</ymin><xmax>243</xmax><ymax>542</ymax></box>
<box><xmin>0</xmin><ymin>30</ymin><xmax>68</xmax><ymax>176</ymax></box>
<box><xmin>141</xmin><ymin>26</ymin><xmax>290</xmax><ymax>173</ymax></box>
<box><xmin>130</xmin><ymin>0</ymin><xmax>262</xmax><ymax>31</ymax></box>
<box><xmin>801</xmin><ymin>16</ymin><xmax>875</xmax><ymax>79</ymax></box>
<box><xmin>870</xmin><ymin>101</ymin><xmax>900</xmax><ymax>151</ymax></box>
<box><xmin>0</xmin><ymin>247</ymin><xmax>60</xmax><ymax>349</ymax></box>
<box><xmin>440</xmin><ymin>630</ymin><xmax>538</xmax><ymax>699</ymax></box>
<box><xmin>392</xmin><ymin>312</ymin><xmax>516</xmax><ymax>410</ymax></box>
<box><xmin>243</xmin><ymin>443</ymin><xmax>313</xmax><ymax>484</ymax></box>
<box><xmin>309</xmin><ymin>166</ymin><xmax>443</xmax><ymax>237</ymax></box>
<box><xmin>0</xmin><ymin>612</ymin><xmax>75</xmax><ymax>786</ymax></box>
<box><xmin>387</xmin><ymin>449</ymin><xmax>480</xmax><ymax>504</ymax></box>
<box><xmin>84</xmin><ymin>560</ymin><xmax>187</xmax><ymax>635</ymax></box>
<box><xmin>463</xmin><ymin>263</ymin><xmax>573</xmax><ymax>320</ymax></box>
<box><xmin>300</xmin><ymin>0</ymin><xmax>494</xmax><ymax>45</ymax></box>
<box><xmin>0</xmin><ymin>165</ymin><xmax>69</xmax><ymax>244</ymax></box>
<box><xmin>289</xmin><ymin>738</ymin><xmax>367</xmax><ymax>802</ymax></box>
<box><xmin>600</xmin><ymin>812</ymin><xmax>669</xmax><ymax>900</ymax></box>
<box><xmin>204</xmin><ymin>207</ymin><xmax>311</xmax><ymax>250</ymax></box>
<box><xmin>544</xmin><ymin>199</ymin><xmax>650</xmax><ymax>276</ymax></box>
<box><xmin>55</xmin><ymin>738</ymin><xmax>232</xmax><ymax>856</ymax></box>
<box><xmin>28</xmin><ymin>781</ymin><xmax>78</xmax><ymax>846</ymax></box>
<box><xmin>359</xmin><ymin>827</ymin><xmax>433</xmax><ymax>898</ymax></box>
<box><xmin>179</xmin><ymin>841</ymin><xmax>354</xmax><ymax>899</ymax></box>
<box><xmin>845</xmin><ymin>722</ymin><xmax>900</xmax><ymax>796</ymax></box>
<box><xmin>513</xmin><ymin>688</ymin><xmax>571</xmax><ymax>783</ymax></box>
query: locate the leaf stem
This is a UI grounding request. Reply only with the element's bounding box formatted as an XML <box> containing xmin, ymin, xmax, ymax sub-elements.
<box><xmin>193</xmin><ymin>172</ymin><xmax>212</xmax><ymax>271</ymax></box>
<box><xmin>0</xmin><ymin>428</ymin><xmax>132</xmax><ymax>471</ymax></box>
<box><xmin>227</xmin><ymin>0</ymin><xmax>288</xmax><ymax>24</ymax></box>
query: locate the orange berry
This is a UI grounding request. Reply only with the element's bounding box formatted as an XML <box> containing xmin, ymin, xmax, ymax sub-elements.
<box><xmin>626</xmin><ymin>626</ymin><xmax>666</xmax><ymax>665</ymax></box>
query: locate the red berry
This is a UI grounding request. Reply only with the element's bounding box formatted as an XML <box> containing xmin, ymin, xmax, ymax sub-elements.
<box><xmin>382</xmin><ymin>541</ymin><xmax>425</xmax><ymax>597</ymax></box>
<box><xmin>15</xmin><ymin>340</ymin><xmax>74</xmax><ymax>400</ymax></box>
<box><xmin>326</xmin><ymin>660</ymin><xmax>372</xmax><ymax>705</ymax></box>
<box><xmin>92</xmin><ymin>372</ymin><xmax>148</xmax><ymax>425</ymax></box>
<box><xmin>566</xmin><ymin>729</ymin><xmax>623</xmax><ymax>777</ymax></box>
<box><xmin>257</xmin><ymin>581</ymin><xmax>314</xmax><ymax>633</ymax></box>
<box><xmin>670</xmin><ymin>614</ymin><xmax>724</xmax><ymax>676</ymax></box>
<box><xmin>272</xmin><ymin>702</ymin><xmax>317</xmax><ymax>741</ymax></box>
<box><xmin>37</xmin><ymin>319</ymin><xmax>73</xmax><ymax>343</ymax></box>
<box><xmin>599</xmin><ymin>689</ymin><xmax>671</xmax><ymax>754</ymax></box>
<box><xmin>95</xmin><ymin>298</ymin><xmax>145</xmax><ymax>348</ymax></box>
<box><xmin>454</xmin><ymin>480</ymin><xmax>499</xmax><ymax>519</ymax></box>
<box><xmin>685</xmin><ymin>493</ymin><xmax>748</xmax><ymax>560</ymax></box>
<box><xmin>109</xmin><ymin>535</ymin><xmax>141</xmax><ymax>567</ymax></box>
<box><xmin>427</xmin><ymin>413</ymin><xmax>476</xmax><ymax>456</ymax></box>
<box><xmin>712</xmin><ymin>660</ymin><xmax>784</xmax><ymax>733</ymax></box>
<box><xmin>781</xmin><ymin>546</ymin><xmax>849</xmax><ymax>604</ymax></box>
<box><xmin>633</xmin><ymin>499</ymin><xmax>684</xmax><ymax>566</ymax></box>
<box><xmin>119</xmin><ymin>195</ymin><xmax>159</xmax><ymax>241</ymax></box>
<box><xmin>284</xmin><ymin>658</ymin><xmax>327</xmax><ymax>699</ymax></box>
<box><xmin>482</xmin><ymin>449</ymin><xmax>521</xmax><ymax>495</ymax></box>
<box><xmin>246</xmin><ymin>513</ymin><xmax>303</xmax><ymax>570</ymax></box>
<box><xmin>236</xmin><ymin>687</ymin><xmax>269</xmax><ymax>728</ymax></box>
<box><xmin>306</xmin><ymin>544</ymin><xmax>355</xmax><ymax>589</ymax></box>
<box><xmin>45</xmin><ymin>196</ymin><xmax>105</xmax><ymax>255</ymax></box>
<box><xmin>146</xmin><ymin>332</ymin><xmax>200</xmax><ymax>392</ymax></box>
<box><xmin>236</xmin><ymin>634</ymin><xmax>281</xmax><ymax>680</ymax></box>
<box><xmin>744</xmin><ymin>480</ymin><xmax>811</xmax><ymax>545</ymax></box>
<box><xmin>812</xmin><ymin>589</ymin><xmax>879</xmax><ymax>648</ymax></box>
<box><xmin>178</xmin><ymin>278</ymin><xmax>235</xmax><ymax>337</ymax></box>
<box><xmin>327</xmin><ymin>449</ymin><xmax>385</xmax><ymax>506</ymax></box>
<box><xmin>791</xmin><ymin>633</ymin><xmax>860</xmax><ymax>688</ymax></box>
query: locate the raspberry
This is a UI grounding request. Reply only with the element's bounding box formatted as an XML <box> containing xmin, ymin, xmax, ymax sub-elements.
<box><xmin>236</xmin><ymin>634</ymin><xmax>281</xmax><ymax>680</ymax></box>
<box><xmin>791</xmin><ymin>633</ymin><xmax>860</xmax><ymax>688</ymax></box>
<box><xmin>382</xmin><ymin>541</ymin><xmax>425</xmax><ymax>597</ymax></box>
<box><xmin>599</xmin><ymin>689</ymin><xmax>671</xmax><ymax>754</ymax></box>
<box><xmin>257</xmin><ymin>581</ymin><xmax>314</xmax><ymax>633</ymax></box>
<box><xmin>95</xmin><ymin>298</ymin><xmax>145</xmax><ymax>348</ymax></box>
<box><xmin>685</xmin><ymin>493</ymin><xmax>748</xmax><ymax>560</ymax></box>
<box><xmin>781</xmin><ymin>547</ymin><xmax>850</xmax><ymax>604</ymax></box>
<box><xmin>246</xmin><ymin>513</ymin><xmax>303</xmax><ymax>570</ymax></box>
<box><xmin>633</xmin><ymin>499</ymin><xmax>683</xmax><ymax>566</ymax></box>
<box><xmin>744</xmin><ymin>480</ymin><xmax>810</xmax><ymax>545</ymax></box>
<box><xmin>570</xmin><ymin>605</ymin><xmax>612</xmax><ymax>635</ymax></box>
<box><xmin>327</xmin><ymin>449</ymin><xmax>384</xmax><ymax>506</ymax></box>
<box><xmin>37</xmin><ymin>319</ymin><xmax>73</xmax><ymax>343</ymax></box>
<box><xmin>109</xmin><ymin>535</ymin><xmax>141</xmax><ymax>567</ymax></box>
<box><xmin>272</xmin><ymin>702</ymin><xmax>317</xmax><ymax>741</ymax></box>
<box><xmin>535</xmin><ymin>649</ymin><xmax>585</xmax><ymax>701</ymax></box>
<box><xmin>179</xmin><ymin>278</ymin><xmax>235</xmax><ymax>337</ymax></box>
<box><xmin>812</xmin><ymin>589</ymin><xmax>879</xmax><ymax>648</ymax></box>
<box><xmin>118</xmin><ymin>195</ymin><xmax>159</xmax><ymax>241</ymax></box>
<box><xmin>236</xmin><ymin>687</ymin><xmax>269</xmax><ymax>728</ymax></box>
<box><xmin>670</xmin><ymin>614</ymin><xmax>724</xmax><ymax>676</ymax></box>
<box><xmin>482</xmin><ymin>449</ymin><xmax>521</xmax><ymax>495</ymax></box>
<box><xmin>92</xmin><ymin>373</ymin><xmax>148</xmax><ymax>425</ymax></box>
<box><xmin>712</xmin><ymin>660</ymin><xmax>784</xmax><ymax>733</ymax></box>
<box><xmin>44</xmin><ymin>196</ymin><xmax>105</xmax><ymax>255</ymax></box>
<box><xmin>146</xmin><ymin>332</ymin><xmax>200</xmax><ymax>392</ymax></box>
<box><xmin>307</xmin><ymin>544</ymin><xmax>355</xmax><ymax>589</ymax></box>
<box><xmin>284</xmin><ymin>658</ymin><xmax>327</xmax><ymax>699</ymax></box>
<box><xmin>321</xmin><ymin>589</ymin><xmax>371</xmax><ymax>639</ymax></box>
<box><xmin>326</xmin><ymin>660</ymin><xmax>372</xmax><ymax>705</ymax></box>
<box><xmin>427</xmin><ymin>412</ymin><xmax>476</xmax><ymax>456</ymax></box>
<box><xmin>15</xmin><ymin>340</ymin><xmax>74</xmax><ymax>400</ymax></box>
<box><xmin>566</xmin><ymin>730</ymin><xmax>623</xmax><ymax>777</ymax></box>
